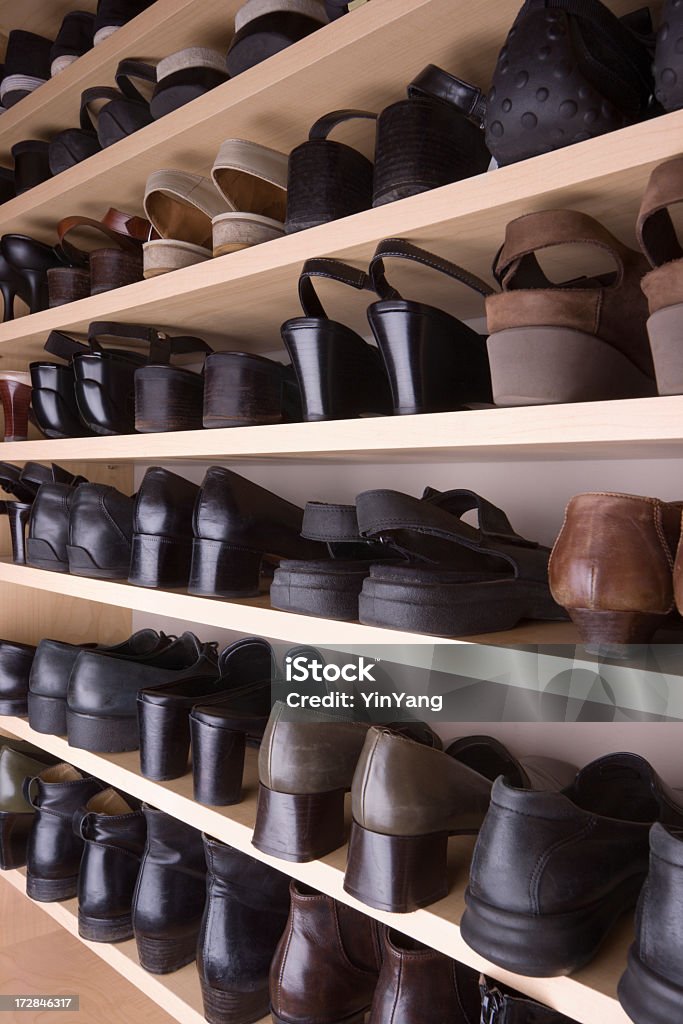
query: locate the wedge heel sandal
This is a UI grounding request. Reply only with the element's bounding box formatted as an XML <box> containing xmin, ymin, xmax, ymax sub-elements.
<box><xmin>211</xmin><ymin>138</ymin><xmax>288</xmax><ymax>254</ymax></box>
<box><xmin>251</xmin><ymin>784</ymin><xmax>346</xmax><ymax>861</ymax></box>
<box><xmin>203</xmin><ymin>352</ymin><xmax>299</xmax><ymax>427</ymax></box>
<box><xmin>134</xmin><ymin>365</ymin><xmax>205</xmax><ymax>432</ymax></box>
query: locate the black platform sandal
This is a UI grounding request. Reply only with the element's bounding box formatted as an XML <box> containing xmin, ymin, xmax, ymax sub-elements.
<box><xmin>367</xmin><ymin>238</ymin><xmax>494</xmax><ymax>415</ymax></box>
<box><xmin>281</xmin><ymin>257</ymin><xmax>391</xmax><ymax>420</ymax></box>
<box><xmin>80</xmin><ymin>59</ymin><xmax>157</xmax><ymax>149</ymax></box>
<box><xmin>355</xmin><ymin>488</ymin><xmax>567</xmax><ymax>636</ymax></box>
<box><xmin>202</xmin><ymin>351</ymin><xmax>301</xmax><ymax>428</ymax></box>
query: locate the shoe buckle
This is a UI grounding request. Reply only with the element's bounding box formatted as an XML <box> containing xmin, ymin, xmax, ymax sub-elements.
<box><xmin>480</xmin><ymin>986</ymin><xmax>504</xmax><ymax>1024</ymax></box>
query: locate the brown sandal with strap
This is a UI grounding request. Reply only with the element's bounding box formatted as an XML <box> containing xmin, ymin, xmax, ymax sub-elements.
<box><xmin>48</xmin><ymin>208</ymin><xmax>150</xmax><ymax>306</ymax></box>
<box><xmin>637</xmin><ymin>156</ymin><xmax>683</xmax><ymax>395</ymax></box>
<box><xmin>486</xmin><ymin>209</ymin><xmax>656</xmax><ymax>406</ymax></box>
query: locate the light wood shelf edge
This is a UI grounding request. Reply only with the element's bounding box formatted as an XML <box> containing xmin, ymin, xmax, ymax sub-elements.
<box><xmin>3</xmin><ymin>396</ymin><xmax>683</xmax><ymax>464</ymax></box>
<box><xmin>0</xmin><ymin>716</ymin><xmax>632</xmax><ymax>1024</ymax></box>
<box><xmin>0</xmin><ymin>868</ymin><xmax>225</xmax><ymax>1024</ymax></box>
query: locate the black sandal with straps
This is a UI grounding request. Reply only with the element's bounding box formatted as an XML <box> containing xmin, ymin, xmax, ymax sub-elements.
<box><xmin>355</xmin><ymin>487</ymin><xmax>567</xmax><ymax>636</ymax></box>
<box><xmin>80</xmin><ymin>59</ymin><xmax>157</xmax><ymax>150</ymax></box>
<box><xmin>281</xmin><ymin>257</ymin><xmax>392</xmax><ymax>420</ymax></box>
<box><xmin>367</xmin><ymin>238</ymin><xmax>494</xmax><ymax>415</ymax></box>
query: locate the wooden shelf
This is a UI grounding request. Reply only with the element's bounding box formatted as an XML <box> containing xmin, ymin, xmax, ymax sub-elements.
<box><xmin>0</xmin><ymin>715</ymin><xmax>633</xmax><ymax>1024</ymax></box>
<box><xmin>3</xmin><ymin>395</ymin><xmax>683</xmax><ymax>464</ymax></box>
<box><xmin>1</xmin><ymin>868</ymin><xmax>225</xmax><ymax>1024</ymax></box>
<box><xmin>0</xmin><ymin>558</ymin><xmax>578</xmax><ymax>647</ymax></box>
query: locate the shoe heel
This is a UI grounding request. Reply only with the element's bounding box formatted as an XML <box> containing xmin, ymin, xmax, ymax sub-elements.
<box><xmin>139</xmin><ymin>701</ymin><xmax>191</xmax><ymax>781</ymax></box>
<box><xmin>0</xmin><ymin>280</ymin><xmax>17</xmax><ymax>322</ymax></box>
<box><xmin>47</xmin><ymin>266</ymin><xmax>91</xmax><ymax>307</ymax></box>
<box><xmin>78</xmin><ymin>912</ymin><xmax>133</xmax><ymax>943</ymax></box>
<box><xmin>0</xmin><ymin>378</ymin><xmax>31</xmax><ymax>441</ymax></box>
<box><xmin>199</xmin><ymin>978</ymin><xmax>268</xmax><ymax>1024</ymax></box>
<box><xmin>89</xmin><ymin>247</ymin><xmax>143</xmax><ymax>295</ymax></box>
<box><xmin>282</xmin><ymin>320</ymin><xmax>389</xmax><ymax>420</ymax></box>
<box><xmin>251</xmin><ymin>783</ymin><xmax>346</xmax><ymax>862</ymax></box>
<box><xmin>66</xmin><ymin>544</ymin><xmax>129</xmax><ymax>580</ymax></box>
<box><xmin>191</xmin><ymin>719</ymin><xmax>246</xmax><ymax>806</ymax></box>
<box><xmin>568</xmin><ymin>608</ymin><xmax>665</xmax><ymax>651</ymax></box>
<box><xmin>134</xmin><ymin>366</ymin><xmax>204</xmax><ymax>433</ymax></box>
<box><xmin>27</xmin><ymin>691</ymin><xmax>67</xmax><ymax>735</ymax></box>
<box><xmin>26</xmin><ymin>536</ymin><xmax>69</xmax><ymax>573</ymax></box>
<box><xmin>344</xmin><ymin>821</ymin><xmax>449</xmax><ymax>912</ymax></box>
<box><xmin>188</xmin><ymin>538</ymin><xmax>264</xmax><ymax>598</ymax></box>
<box><xmin>26</xmin><ymin>872</ymin><xmax>79</xmax><ymax>902</ymax></box>
<box><xmin>136</xmin><ymin>931</ymin><xmax>198</xmax><ymax>974</ymax></box>
<box><xmin>129</xmin><ymin>533</ymin><xmax>193</xmax><ymax>589</ymax></box>
<box><xmin>21</xmin><ymin>268</ymin><xmax>50</xmax><ymax>314</ymax></box>
<box><xmin>66</xmin><ymin>708</ymin><xmax>139</xmax><ymax>753</ymax></box>
<box><xmin>6</xmin><ymin>502</ymin><xmax>31</xmax><ymax>564</ymax></box>
<box><xmin>203</xmin><ymin>353</ymin><xmax>287</xmax><ymax>428</ymax></box>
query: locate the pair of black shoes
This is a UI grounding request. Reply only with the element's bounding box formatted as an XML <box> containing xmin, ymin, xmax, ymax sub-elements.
<box><xmin>460</xmin><ymin>751</ymin><xmax>683</xmax><ymax>1024</ymax></box>
<box><xmin>0</xmin><ymin>460</ymin><xmax>86</xmax><ymax>566</ymax></box>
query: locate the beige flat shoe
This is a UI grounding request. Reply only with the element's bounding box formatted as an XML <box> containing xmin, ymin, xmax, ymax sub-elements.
<box><xmin>143</xmin><ymin>169</ymin><xmax>231</xmax><ymax>277</ymax></box>
<box><xmin>211</xmin><ymin>139</ymin><xmax>288</xmax><ymax>256</ymax></box>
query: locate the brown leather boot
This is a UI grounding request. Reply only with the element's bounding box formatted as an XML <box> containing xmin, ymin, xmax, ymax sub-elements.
<box><xmin>269</xmin><ymin>881</ymin><xmax>382</xmax><ymax>1024</ymax></box>
<box><xmin>368</xmin><ymin>931</ymin><xmax>480</xmax><ymax>1024</ymax></box>
<box><xmin>549</xmin><ymin>492</ymin><xmax>682</xmax><ymax>647</ymax></box>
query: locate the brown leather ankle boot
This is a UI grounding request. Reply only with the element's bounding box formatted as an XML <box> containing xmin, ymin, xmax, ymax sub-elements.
<box><xmin>549</xmin><ymin>492</ymin><xmax>682</xmax><ymax>648</ymax></box>
<box><xmin>270</xmin><ymin>881</ymin><xmax>382</xmax><ymax>1024</ymax></box>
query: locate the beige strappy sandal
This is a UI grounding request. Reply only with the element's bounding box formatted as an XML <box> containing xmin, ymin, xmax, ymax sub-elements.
<box><xmin>211</xmin><ymin>139</ymin><xmax>288</xmax><ymax>256</ymax></box>
<box><xmin>142</xmin><ymin>170</ymin><xmax>231</xmax><ymax>277</ymax></box>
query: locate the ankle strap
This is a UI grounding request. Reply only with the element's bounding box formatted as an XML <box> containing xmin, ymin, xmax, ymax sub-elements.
<box><xmin>493</xmin><ymin>210</ymin><xmax>629</xmax><ymax>290</ymax></box>
<box><xmin>308</xmin><ymin>108</ymin><xmax>377</xmax><ymax>141</ymax></box>
<box><xmin>297</xmin><ymin>258</ymin><xmax>372</xmax><ymax>317</ymax></box>
<box><xmin>115</xmin><ymin>59</ymin><xmax>157</xmax><ymax>104</ymax></box>
<box><xmin>88</xmin><ymin>322</ymin><xmax>211</xmax><ymax>364</ymax></box>
<box><xmin>408</xmin><ymin>65</ymin><xmax>487</xmax><ymax>127</ymax></box>
<box><xmin>80</xmin><ymin>86</ymin><xmax>122</xmax><ymax>131</ymax></box>
<box><xmin>370</xmin><ymin>238</ymin><xmax>493</xmax><ymax>301</ymax></box>
<box><xmin>637</xmin><ymin>155</ymin><xmax>683</xmax><ymax>267</ymax></box>
<box><xmin>44</xmin><ymin>330</ymin><xmax>90</xmax><ymax>361</ymax></box>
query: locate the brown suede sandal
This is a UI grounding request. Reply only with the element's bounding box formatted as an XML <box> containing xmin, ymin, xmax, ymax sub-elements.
<box><xmin>637</xmin><ymin>155</ymin><xmax>683</xmax><ymax>395</ymax></box>
<box><xmin>486</xmin><ymin>209</ymin><xmax>656</xmax><ymax>406</ymax></box>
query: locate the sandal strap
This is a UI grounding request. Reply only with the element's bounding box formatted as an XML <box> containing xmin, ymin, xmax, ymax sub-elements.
<box><xmin>308</xmin><ymin>108</ymin><xmax>377</xmax><ymax>142</ymax></box>
<box><xmin>115</xmin><ymin>58</ymin><xmax>157</xmax><ymax>104</ymax></box>
<box><xmin>297</xmin><ymin>257</ymin><xmax>372</xmax><ymax>317</ymax></box>
<box><xmin>80</xmin><ymin>85</ymin><xmax>123</xmax><ymax>131</ymax></box>
<box><xmin>301</xmin><ymin>501</ymin><xmax>360</xmax><ymax>541</ymax></box>
<box><xmin>57</xmin><ymin>208</ymin><xmax>149</xmax><ymax>264</ymax></box>
<box><xmin>369</xmin><ymin>238</ymin><xmax>493</xmax><ymax>301</ymax></box>
<box><xmin>408</xmin><ymin>65</ymin><xmax>487</xmax><ymax>127</ymax></box>
<box><xmin>88</xmin><ymin>321</ymin><xmax>211</xmax><ymax>363</ymax></box>
<box><xmin>637</xmin><ymin>155</ymin><xmax>683</xmax><ymax>267</ymax></box>
<box><xmin>44</xmin><ymin>330</ymin><xmax>90</xmax><ymax>361</ymax></box>
<box><xmin>493</xmin><ymin>210</ymin><xmax>628</xmax><ymax>290</ymax></box>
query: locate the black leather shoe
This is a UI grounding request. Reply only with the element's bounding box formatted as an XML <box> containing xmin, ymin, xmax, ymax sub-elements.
<box><xmin>129</xmin><ymin>467</ymin><xmax>199</xmax><ymax>589</ymax></box>
<box><xmin>2</xmin><ymin>462</ymin><xmax>86</xmax><ymax>567</ymax></box>
<box><xmin>67</xmin><ymin>482</ymin><xmax>134</xmax><ymax>578</ymax></box>
<box><xmin>461</xmin><ymin>753</ymin><xmax>683</xmax><ymax>977</ymax></box>
<box><xmin>25</xmin><ymin>763</ymin><xmax>103</xmax><ymax>902</ymax></box>
<box><xmin>1</xmin><ymin>30</ymin><xmax>52</xmax><ymax>107</ymax></box>
<box><xmin>479</xmin><ymin>976</ymin><xmax>576</xmax><ymax>1024</ymax></box>
<box><xmin>0</xmin><ymin>741</ymin><xmax>56</xmax><ymax>870</ymax></box>
<box><xmin>197</xmin><ymin>837</ymin><xmax>290</xmax><ymax>1024</ymax></box>
<box><xmin>26</xmin><ymin>482</ymin><xmax>78</xmax><ymax>572</ymax></box>
<box><xmin>66</xmin><ymin>631</ymin><xmax>219</xmax><ymax>753</ymax></box>
<box><xmin>189</xmin><ymin>466</ymin><xmax>326</xmax><ymax>598</ymax></box>
<box><xmin>619</xmin><ymin>823</ymin><xmax>683</xmax><ymax>1024</ymax></box>
<box><xmin>28</xmin><ymin>628</ymin><xmax>173</xmax><ymax>736</ymax></box>
<box><xmin>50</xmin><ymin>11</ymin><xmax>95</xmax><ymax>76</ymax></box>
<box><xmin>0</xmin><ymin>639</ymin><xmax>36</xmax><ymax>715</ymax></box>
<box><xmin>189</xmin><ymin>638</ymin><xmax>275</xmax><ymax>805</ymax></box>
<box><xmin>75</xmin><ymin>788</ymin><xmax>146</xmax><ymax>942</ymax></box>
<box><xmin>132</xmin><ymin>808</ymin><xmax>207</xmax><ymax>974</ymax></box>
<box><xmin>138</xmin><ymin>635</ymin><xmax>273</xmax><ymax>783</ymax></box>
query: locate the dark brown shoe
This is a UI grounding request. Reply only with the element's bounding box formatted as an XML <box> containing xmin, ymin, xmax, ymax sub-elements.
<box><xmin>270</xmin><ymin>881</ymin><xmax>382</xmax><ymax>1024</ymax></box>
<box><xmin>344</xmin><ymin>730</ymin><xmax>577</xmax><ymax>913</ymax></box>
<box><xmin>369</xmin><ymin>931</ymin><xmax>480</xmax><ymax>1024</ymax></box>
<box><xmin>549</xmin><ymin>492</ymin><xmax>682</xmax><ymax>649</ymax></box>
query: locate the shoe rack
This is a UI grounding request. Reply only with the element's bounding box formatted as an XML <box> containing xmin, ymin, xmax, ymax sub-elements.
<box><xmin>0</xmin><ymin>0</ymin><xmax>676</xmax><ymax>1022</ymax></box>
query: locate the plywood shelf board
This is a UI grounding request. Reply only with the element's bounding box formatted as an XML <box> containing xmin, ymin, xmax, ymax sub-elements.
<box><xmin>2</xmin><ymin>396</ymin><xmax>683</xmax><ymax>464</ymax></box>
<box><xmin>1</xmin><ymin>101</ymin><xmax>683</xmax><ymax>365</ymax></box>
<box><xmin>0</xmin><ymin>716</ymin><xmax>633</xmax><ymax>1024</ymax></box>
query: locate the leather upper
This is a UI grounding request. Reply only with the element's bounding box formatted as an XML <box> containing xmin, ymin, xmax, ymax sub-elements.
<box><xmin>26</xmin><ymin>764</ymin><xmax>103</xmax><ymax>882</ymax></box>
<box><xmin>468</xmin><ymin>754</ymin><xmax>683</xmax><ymax>918</ymax></box>
<box><xmin>197</xmin><ymin>836</ymin><xmax>290</xmax><ymax>994</ymax></box>
<box><xmin>0</xmin><ymin>640</ymin><xmax>35</xmax><ymax>702</ymax></box>
<box><xmin>0</xmin><ymin>745</ymin><xmax>52</xmax><ymax>813</ymax></box>
<box><xmin>132</xmin><ymin>808</ymin><xmax>207</xmax><ymax>941</ymax></box>
<box><xmin>134</xmin><ymin>466</ymin><xmax>199</xmax><ymax>537</ymax></box>
<box><xmin>68</xmin><ymin>483</ymin><xmax>134</xmax><ymax>570</ymax></box>
<box><xmin>28</xmin><ymin>482</ymin><xmax>75</xmax><ymax>561</ymax></box>
<box><xmin>549</xmin><ymin>492</ymin><xmax>682</xmax><ymax>614</ymax></box>
<box><xmin>193</xmin><ymin>466</ymin><xmax>326</xmax><ymax>559</ymax></box>
<box><xmin>632</xmin><ymin>823</ymin><xmax>683</xmax><ymax>983</ymax></box>
<box><xmin>270</xmin><ymin>881</ymin><xmax>382</xmax><ymax>1023</ymax></box>
<box><xmin>369</xmin><ymin>931</ymin><xmax>481</xmax><ymax>1024</ymax></box>
<box><xmin>76</xmin><ymin>789</ymin><xmax>146</xmax><ymax>921</ymax></box>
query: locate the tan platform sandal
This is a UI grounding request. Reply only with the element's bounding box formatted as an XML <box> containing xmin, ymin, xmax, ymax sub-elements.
<box><xmin>211</xmin><ymin>139</ymin><xmax>288</xmax><ymax>256</ymax></box>
<box><xmin>637</xmin><ymin>156</ymin><xmax>683</xmax><ymax>395</ymax></box>
<box><xmin>142</xmin><ymin>170</ymin><xmax>230</xmax><ymax>277</ymax></box>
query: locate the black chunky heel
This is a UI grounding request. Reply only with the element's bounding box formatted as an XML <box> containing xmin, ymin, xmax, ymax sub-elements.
<box><xmin>188</xmin><ymin>539</ymin><xmax>265</xmax><ymax>598</ymax></box>
<box><xmin>252</xmin><ymin>783</ymin><xmax>347</xmax><ymax>862</ymax></box>
<box><xmin>367</xmin><ymin>238</ymin><xmax>494</xmax><ymax>414</ymax></box>
<box><xmin>129</xmin><ymin>533</ymin><xmax>193</xmax><ymax>588</ymax></box>
<box><xmin>203</xmin><ymin>351</ymin><xmax>300</xmax><ymax>428</ymax></box>
<box><xmin>282</xmin><ymin>258</ymin><xmax>392</xmax><ymax>420</ymax></box>
<box><xmin>134</xmin><ymin>364</ymin><xmax>206</xmax><ymax>433</ymax></box>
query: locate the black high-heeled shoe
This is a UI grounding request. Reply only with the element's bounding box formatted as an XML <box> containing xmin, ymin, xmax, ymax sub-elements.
<box><xmin>0</xmin><ymin>462</ymin><xmax>87</xmax><ymax>565</ymax></box>
<box><xmin>0</xmin><ymin>250</ymin><xmax>30</xmax><ymax>322</ymax></box>
<box><xmin>0</xmin><ymin>235</ymin><xmax>69</xmax><ymax>315</ymax></box>
<box><xmin>281</xmin><ymin>258</ymin><xmax>392</xmax><ymax>420</ymax></box>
